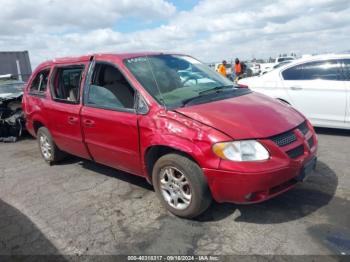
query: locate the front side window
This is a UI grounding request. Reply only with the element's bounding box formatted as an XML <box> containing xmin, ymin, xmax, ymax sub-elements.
<box><xmin>30</xmin><ymin>69</ymin><xmax>50</xmax><ymax>94</ymax></box>
<box><xmin>124</xmin><ymin>55</ymin><xmax>244</xmax><ymax>108</ymax></box>
<box><xmin>302</xmin><ymin>60</ymin><xmax>341</xmax><ymax>81</ymax></box>
<box><xmin>86</xmin><ymin>63</ymin><xmax>135</xmax><ymax>111</ymax></box>
<box><xmin>51</xmin><ymin>66</ymin><xmax>84</xmax><ymax>103</ymax></box>
<box><xmin>282</xmin><ymin>60</ymin><xmax>342</xmax><ymax>81</ymax></box>
<box><xmin>282</xmin><ymin>64</ymin><xmax>304</xmax><ymax>80</ymax></box>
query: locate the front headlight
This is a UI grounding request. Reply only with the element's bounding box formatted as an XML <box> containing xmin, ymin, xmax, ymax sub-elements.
<box><xmin>212</xmin><ymin>140</ymin><xmax>269</xmax><ymax>162</ymax></box>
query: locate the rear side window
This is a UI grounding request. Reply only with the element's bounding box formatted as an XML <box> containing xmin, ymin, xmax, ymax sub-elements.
<box><xmin>85</xmin><ymin>63</ymin><xmax>135</xmax><ymax>111</ymax></box>
<box><xmin>29</xmin><ymin>69</ymin><xmax>50</xmax><ymax>95</ymax></box>
<box><xmin>51</xmin><ymin>66</ymin><xmax>84</xmax><ymax>103</ymax></box>
<box><xmin>342</xmin><ymin>59</ymin><xmax>350</xmax><ymax>81</ymax></box>
<box><xmin>282</xmin><ymin>60</ymin><xmax>342</xmax><ymax>81</ymax></box>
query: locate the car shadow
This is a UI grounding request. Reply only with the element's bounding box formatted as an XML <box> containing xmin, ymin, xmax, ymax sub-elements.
<box><xmin>197</xmin><ymin>161</ymin><xmax>338</xmax><ymax>223</ymax></box>
<box><xmin>56</xmin><ymin>156</ymin><xmax>154</xmax><ymax>192</ymax></box>
<box><xmin>80</xmin><ymin>159</ymin><xmax>154</xmax><ymax>191</ymax></box>
<box><xmin>55</xmin><ymin>156</ymin><xmax>337</xmax><ymax>224</ymax></box>
<box><xmin>314</xmin><ymin>127</ymin><xmax>350</xmax><ymax>136</ymax></box>
<box><xmin>0</xmin><ymin>199</ymin><xmax>67</xmax><ymax>260</ymax></box>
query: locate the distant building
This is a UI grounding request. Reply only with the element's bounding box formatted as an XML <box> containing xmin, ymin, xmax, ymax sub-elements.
<box><xmin>0</xmin><ymin>51</ymin><xmax>32</xmax><ymax>82</ymax></box>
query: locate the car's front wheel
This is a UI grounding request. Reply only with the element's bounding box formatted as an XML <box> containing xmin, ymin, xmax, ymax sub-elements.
<box><xmin>152</xmin><ymin>153</ymin><xmax>212</xmax><ymax>218</ymax></box>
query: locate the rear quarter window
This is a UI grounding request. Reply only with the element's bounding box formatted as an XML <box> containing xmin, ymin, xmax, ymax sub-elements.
<box><xmin>29</xmin><ymin>69</ymin><xmax>50</xmax><ymax>96</ymax></box>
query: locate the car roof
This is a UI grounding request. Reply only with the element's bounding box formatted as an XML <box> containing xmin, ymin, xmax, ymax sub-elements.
<box><xmin>272</xmin><ymin>53</ymin><xmax>350</xmax><ymax>71</ymax></box>
<box><xmin>36</xmin><ymin>52</ymin><xmax>183</xmax><ymax>69</ymax></box>
<box><xmin>277</xmin><ymin>56</ymin><xmax>295</xmax><ymax>59</ymax></box>
<box><xmin>292</xmin><ymin>53</ymin><xmax>350</xmax><ymax>63</ymax></box>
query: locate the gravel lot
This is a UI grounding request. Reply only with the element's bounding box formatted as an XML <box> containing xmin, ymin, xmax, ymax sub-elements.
<box><xmin>0</xmin><ymin>128</ymin><xmax>349</xmax><ymax>257</ymax></box>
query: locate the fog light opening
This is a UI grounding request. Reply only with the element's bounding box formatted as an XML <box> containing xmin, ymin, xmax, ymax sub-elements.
<box><xmin>245</xmin><ymin>192</ymin><xmax>255</xmax><ymax>201</ymax></box>
<box><xmin>245</xmin><ymin>191</ymin><xmax>268</xmax><ymax>201</ymax></box>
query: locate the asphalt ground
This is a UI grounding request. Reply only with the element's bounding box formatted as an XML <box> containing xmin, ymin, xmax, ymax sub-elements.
<box><xmin>0</xmin><ymin>128</ymin><xmax>349</xmax><ymax>258</ymax></box>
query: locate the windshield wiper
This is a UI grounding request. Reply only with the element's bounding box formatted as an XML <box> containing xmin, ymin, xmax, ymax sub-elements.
<box><xmin>181</xmin><ymin>94</ymin><xmax>209</xmax><ymax>107</ymax></box>
<box><xmin>198</xmin><ymin>85</ymin><xmax>234</xmax><ymax>95</ymax></box>
<box><xmin>181</xmin><ymin>86</ymin><xmax>235</xmax><ymax>107</ymax></box>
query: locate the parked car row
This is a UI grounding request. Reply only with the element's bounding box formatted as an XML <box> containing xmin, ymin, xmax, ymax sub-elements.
<box><xmin>23</xmin><ymin>53</ymin><xmax>318</xmax><ymax>218</ymax></box>
<box><xmin>260</xmin><ymin>60</ymin><xmax>293</xmax><ymax>75</ymax></box>
<box><xmin>238</xmin><ymin>54</ymin><xmax>350</xmax><ymax>129</ymax></box>
<box><xmin>258</xmin><ymin>56</ymin><xmax>296</xmax><ymax>75</ymax></box>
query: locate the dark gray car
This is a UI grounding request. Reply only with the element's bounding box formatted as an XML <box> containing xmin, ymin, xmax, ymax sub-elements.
<box><xmin>0</xmin><ymin>81</ymin><xmax>25</xmax><ymax>142</ymax></box>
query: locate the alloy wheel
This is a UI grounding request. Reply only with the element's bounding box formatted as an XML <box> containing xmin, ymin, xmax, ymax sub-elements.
<box><xmin>39</xmin><ymin>134</ymin><xmax>52</xmax><ymax>160</ymax></box>
<box><xmin>159</xmin><ymin>166</ymin><xmax>192</xmax><ymax>210</ymax></box>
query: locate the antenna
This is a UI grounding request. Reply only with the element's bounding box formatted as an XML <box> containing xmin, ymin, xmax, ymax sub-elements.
<box><xmin>146</xmin><ymin>55</ymin><xmax>167</xmax><ymax>110</ymax></box>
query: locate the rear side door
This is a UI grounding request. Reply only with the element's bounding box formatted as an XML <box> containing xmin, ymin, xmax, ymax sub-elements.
<box><xmin>23</xmin><ymin>67</ymin><xmax>51</xmax><ymax>136</ymax></box>
<box><xmin>282</xmin><ymin>59</ymin><xmax>346</xmax><ymax>128</ymax></box>
<box><xmin>81</xmin><ymin>60</ymin><xmax>142</xmax><ymax>176</ymax></box>
<box><xmin>46</xmin><ymin>62</ymin><xmax>91</xmax><ymax>159</ymax></box>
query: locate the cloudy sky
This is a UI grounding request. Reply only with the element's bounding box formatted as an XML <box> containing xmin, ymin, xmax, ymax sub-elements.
<box><xmin>1</xmin><ymin>0</ymin><xmax>349</xmax><ymax>67</ymax></box>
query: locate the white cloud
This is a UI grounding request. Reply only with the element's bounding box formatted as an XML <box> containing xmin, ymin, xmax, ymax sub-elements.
<box><xmin>1</xmin><ymin>0</ymin><xmax>349</xmax><ymax>67</ymax></box>
<box><xmin>0</xmin><ymin>0</ymin><xmax>176</xmax><ymax>34</ymax></box>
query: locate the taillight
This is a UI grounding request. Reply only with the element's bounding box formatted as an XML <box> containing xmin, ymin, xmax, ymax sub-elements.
<box><xmin>238</xmin><ymin>84</ymin><xmax>249</xmax><ymax>88</ymax></box>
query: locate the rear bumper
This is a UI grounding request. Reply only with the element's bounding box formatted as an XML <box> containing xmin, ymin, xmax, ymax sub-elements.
<box><xmin>25</xmin><ymin>120</ymin><xmax>36</xmax><ymax>137</ymax></box>
<box><xmin>203</xmin><ymin>155</ymin><xmax>317</xmax><ymax>204</ymax></box>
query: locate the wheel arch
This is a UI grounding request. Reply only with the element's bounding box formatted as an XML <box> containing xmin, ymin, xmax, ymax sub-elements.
<box><xmin>144</xmin><ymin>144</ymin><xmax>200</xmax><ymax>184</ymax></box>
<box><xmin>32</xmin><ymin>119</ymin><xmax>46</xmax><ymax>135</ymax></box>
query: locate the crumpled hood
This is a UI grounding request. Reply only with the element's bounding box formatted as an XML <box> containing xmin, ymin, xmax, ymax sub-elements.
<box><xmin>175</xmin><ymin>92</ymin><xmax>305</xmax><ymax>139</ymax></box>
<box><xmin>0</xmin><ymin>92</ymin><xmax>22</xmax><ymax>100</ymax></box>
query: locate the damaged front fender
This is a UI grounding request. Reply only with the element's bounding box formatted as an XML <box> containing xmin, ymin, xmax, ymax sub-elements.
<box><xmin>139</xmin><ymin>108</ymin><xmax>231</xmax><ymax>173</ymax></box>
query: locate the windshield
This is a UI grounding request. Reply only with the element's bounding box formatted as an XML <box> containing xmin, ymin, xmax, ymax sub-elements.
<box><xmin>0</xmin><ymin>82</ymin><xmax>24</xmax><ymax>95</ymax></box>
<box><xmin>124</xmin><ymin>55</ymin><xmax>236</xmax><ymax>108</ymax></box>
<box><xmin>278</xmin><ymin>57</ymin><xmax>294</xmax><ymax>63</ymax></box>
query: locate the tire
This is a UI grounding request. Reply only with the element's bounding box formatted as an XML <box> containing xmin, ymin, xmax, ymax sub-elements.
<box><xmin>37</xmin><ymin>127</ymin><xmax>65</xmax><ymax>165</ymax></box>
<box><xmin>152</xmin><ymin>153</ymin><xmax>212</xmax><ymax>218</ymax></box>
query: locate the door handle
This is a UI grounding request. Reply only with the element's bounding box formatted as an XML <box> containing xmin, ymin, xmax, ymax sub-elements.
<box><xmin>67</xmin><ymin>116</ymin><xmax>78</xmax><ymax>125</ymax></box>
<box><xmin>290</xmin><ymin>86</ymin><xmax>303</xmax><ymax>91</ymax></box>
<box><xmin>83</xmin><ymin>119</ymin><xmax>95</xmax><ymax>127</ymax></box>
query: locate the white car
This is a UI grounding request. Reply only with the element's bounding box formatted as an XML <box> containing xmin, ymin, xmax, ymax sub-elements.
<box><xmin>238</xmin><ymin>54</ymin><xmax>350</xmax><ymax>129</ymax></box>
<box><xmin>259</xmin><ymin>56</ymin><xmax>296</xmax><ymax>75</ymax></box>
<box><xmin>249</xmin><ymin>63</ymin><xmax>261</xmax><ymax>75</ymax></box>
<box><xmin>260</xmin><ymin>60</ymin><xmax>293</xmax><ymax>75</ymax></box>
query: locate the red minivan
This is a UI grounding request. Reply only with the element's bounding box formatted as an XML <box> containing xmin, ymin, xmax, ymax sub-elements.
<box><xmin>23</xmin><ymin>53</ymin><xmax>318</xmax><ymax>218</ymax></box>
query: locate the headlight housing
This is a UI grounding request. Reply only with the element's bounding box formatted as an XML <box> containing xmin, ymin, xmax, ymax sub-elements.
<box><xmin>212</xmin><ymin>140</ymin><xmax>269</xmax><ymax>162</ymax></box>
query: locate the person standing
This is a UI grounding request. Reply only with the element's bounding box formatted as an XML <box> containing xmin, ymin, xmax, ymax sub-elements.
<box><xmin>218</xmin><ymin>60</ymin><xmax>227</xmax><ymax>77</ymax></box>
<box><xmin>234</xmin><ymin>58</ymin><xmax>242</xmax><ymax>77</ymax></box>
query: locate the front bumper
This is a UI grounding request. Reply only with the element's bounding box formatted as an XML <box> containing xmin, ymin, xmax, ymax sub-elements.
<box><xmin>204</xmin><ymin>122</ymin><xmax>318</xmax><ymax>204</ymax></box>
<box><xmin>204</xmin><ymin>157</ymin><xmax>316</xmax><ymax>204</ymax></box>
